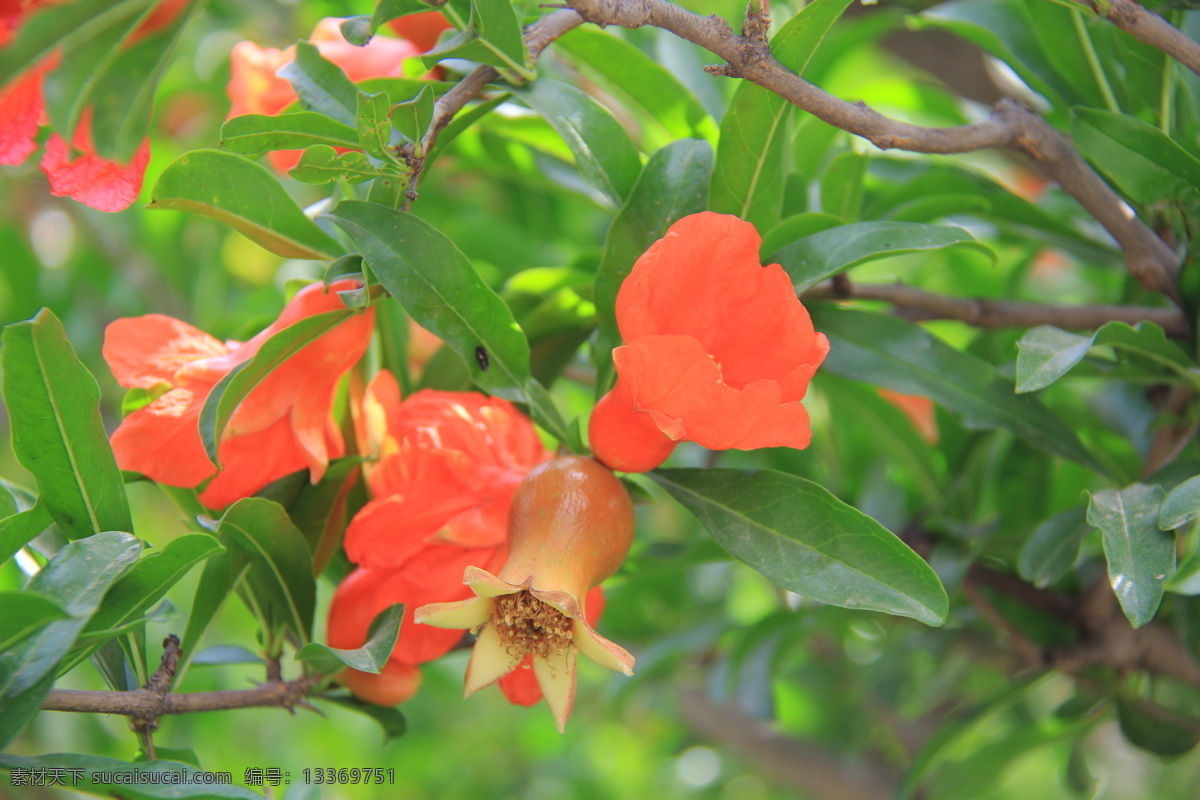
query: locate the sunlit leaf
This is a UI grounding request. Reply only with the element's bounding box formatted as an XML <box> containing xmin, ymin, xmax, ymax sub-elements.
<box><xmin>1087</xmin><ymin>484</ymin><xmax>1172</xmax><ymax>628</ymax></box>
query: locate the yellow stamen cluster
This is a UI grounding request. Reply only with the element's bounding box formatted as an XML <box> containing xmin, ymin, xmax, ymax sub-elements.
<box><xmin>493</xmin><ymin>592</ymin><xmax>572</xmax><ymax>660</ymax></box>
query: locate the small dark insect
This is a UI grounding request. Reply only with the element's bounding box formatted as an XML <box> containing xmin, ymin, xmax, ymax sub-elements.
<box><xmin>475</xmin><ymin>345</ymin><xmax>489</xmax><ymax>372</ymax></box>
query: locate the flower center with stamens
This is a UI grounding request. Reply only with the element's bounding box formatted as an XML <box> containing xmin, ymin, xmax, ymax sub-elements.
<box><xmin>493</xmin><ymin>591</ymin><xmax>573</xmax><ymax>659</ymax></box>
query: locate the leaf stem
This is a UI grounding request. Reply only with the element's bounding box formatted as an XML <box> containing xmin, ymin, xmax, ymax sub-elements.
<box><xmin>1073</xmin><ymin>9</ymin><xmax>1120</xmax><ymax>113</ymax></box>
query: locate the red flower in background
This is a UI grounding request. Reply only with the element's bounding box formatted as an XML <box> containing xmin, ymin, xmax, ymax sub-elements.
<box><xmin>588</xmin><ymin>212</ymin><xmax>830</xmax><ymax>473</ymax></box>
<box><xmin>103</xmin><ymin>280</ymin><xmax>374</xmax><ymax>509</ymax></box>
<box><xmin>325</xmin><ymin>375</ymin><xmax>556</xmax><ymax>704</ymax></box>
<box><xmin>227</xmin><ymin>16</ymin><xmax>447</xmax><ymax>173</ymax></box>
<box><xmin>0</xmin><ymin>0</ymin><xmax>186</xmax><ymax>211</ymax></box>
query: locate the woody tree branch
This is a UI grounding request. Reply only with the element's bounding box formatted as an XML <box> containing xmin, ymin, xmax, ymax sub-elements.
<box><xmin>1070</xmin><ymin>0</ymin><xmax>1200</xmax><ymax>76</ymax></box>
<box><xmin>562</xmin><ymin>0</ymin><xmax>1180</xmax><ymax>300</ymax></box>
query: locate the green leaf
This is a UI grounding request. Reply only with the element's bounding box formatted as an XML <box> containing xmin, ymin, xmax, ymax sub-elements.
<box><xmin>296</xmin><ymin>603</ymin><xmax>402</xmax><ymax>675</ymax></box>
<box><xmin>371</xmin><ymin>0</ymin><xmax>435</xmax><ymax>35</ymax></box>
<box><xmin>279</xmin><ymin>41</ymin><xmax>359</xmax><ymax>128</ymax></box>
<box><xmin>197</xmin><ymin>308</ymin><xmax>366</xmax><ymax>466</ymax></box>
<box><xmin>1017</xmin><ymin>508</ymin><xmax>1089</xmax><ymax>588</ymax></box>
<box><xmin>319</xmin><ymin>694</ymin><xmax>408</xmax><ymax>740</ymax></box>
<box><xmin>391</xmin><ymin>84</ymin><xmax>436</xmax><ymax>146</ymax></box>
<box><xmin>554</xmin><ymin>27</ymin><xmax>717</xmax><ymax>146</ymax></box>
<box><xmin>515</xmin><ymin>78</ymin><xmax>642</xmax><ymax>206</ymax></box>
<box><xmin>214</xmin><ymin>498</ymin><xmax>316</xmax><ymax>642</ymax></box>
<box><xmin>356</xmin><ymin>90</ymin><xmax>396</xmax><ymax>162</ymax></box>
<box><xmin>1087</xmin><ymin>484</ymin><xmax>1173</xmax><ymax>628</ymax></box>
<box><xmin>0</xmin><ymin>531</ymin><xmax>142</xmax><ymax>749</ymax></box>
<box><xmin>760</xmin><ymin>212</ymin><xmax>843</xmax><ymax>260</ymax></box>
<box><xmin>0</xmin><ymin>502</ymin><xmax>53</xmax><ymax>565</ymax></box>
<box><xmin>424</xmin><ymin>0</ymin><xmax>527</xmax><ymax>73</ymax></box>
<box><xmin>650</xmin><ymin>468</ymin><xmax>948</xmax><ymax>626</ymax></box>
<box><xmin>593</xmin><ymin>139</ymin><xmax>712</xmax><ymax>392</ymax></box>
<box><xmin>1073</xmin><ymin>106</ymin><xmax>1200</xmax><ymax>203</ymax></box>
<box><xmin>0</xmin><ymin>753</ymin><xmax>265</xmax><ymax>799</ymax></box>
<box><xmin>772</xmin><ymin>221</ymin><xmax>995</xmax><ymax>292</ymax></box>
<box><xmin>1</xmin><ymin>309</ymin><xmax>133</xmax><ymax>539</ymax></box>
<box><xmin>289</xmin><ymin>145</ymin><xmax>393</xmax><ymax>185</ymax></box>
<box><xmin>709</xmin><ymin>0</ymin><xmax>854</xmax><ymax>230</ymax></box>
<box><xmin>810</xmin><ymin>305</ymin><xmax>1101</xmax><ymax>471</ymax></box>
<box><xmin>1015</xmin><ymin>322</ymin><xmax>1196</xmax><ymax>393</ymax></box>
<box><xmin>820</xmin><ymin>151</ymin><xmax>868</xmax><ymax>221</ymax></box>
<box><xmin>60</xmin><ymin>534</ymin><xmax>224</xmax><ymax>672</ymax></box>
<box><xmin>323</xmin><ymin>201</ymin><xmax>568</xmax><ymax>443</ymax></box>
<box><xmin>0</xmin><ymin>591</ymin><xmax>69</xmax><ymax>652</ymax></box>
<box><xmin>1160</xmin><ymin>475</ymin><xmax>1200</xmax><ymax>531</ymax></box>
<box><xmin>0</xmin><ymin>0</ymin><xmax>150</xmax><ymax>88</ymax></box>
<box><xmin>1116</xmin><ymin>694</ymin><xmax>1200</xmax><ymax>756</ymax></box>
<box><xmin>220</xmin><ymin>113</ymin><xmax>361</xmax><ymax>155</ymax></box>
<box><xmin>149</xmin><ymin>150</ymin><xmax>341</xmax><ymax>260</ymax></box>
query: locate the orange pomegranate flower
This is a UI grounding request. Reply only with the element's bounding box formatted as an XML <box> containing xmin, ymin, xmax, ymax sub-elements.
<box><xmin>417</xmin><ymin>456</ymin><xmax>636</xmax><ymax>733</ymax></box>
<box><xmin>103</xmin><ymin>279</ymin><xmax>374</xmax><ymax>509</ymax></box>
<box><xmin>588</xmin><ymin>212</ymin><xmax>830</xmax><ymax>473</ymax></box>
<box><xmin>334</xmin><ymin>376</ymin><xmax>552</xmax><ymax>677</ymax></box>
<box><xmin>227</xmin><ymin>18</ymin><xmax>425</xmax><ymax>173</ymax></box>
<box><xmin>0</xmin><ymin>0</ymin><xmax>188</xmax><ymax>211</ymax></box>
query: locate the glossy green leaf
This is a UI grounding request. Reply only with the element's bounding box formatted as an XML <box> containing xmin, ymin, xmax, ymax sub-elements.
<box><xmin>810</xmin><ymin>305</ymin><xmax>1101</xmax><ymax>471</ymax></box>
<box><xmin>0</xmin><ymin>503</ymin><xmax>53</xmax><ymax>565</ymax></box>
<box><xmin>1017</xmin><ymin>508</ymin><xmax>1089</xmax><ymax>588</ymax></box>
<box><xmin>220</xmin><ymin>113</ymin><xmax>361</xmax><ymax>155</ymax></box>
<box><xmin>773</xmin><ymin>221</ymin><xmax>994</xmax><ymax>291</ymax></box>
<box><xmin>1116</xmin><ymin>695</ymin><xmax>1200</xmax><ymax>756</ymax></box>
<box><xmin>1160</xmin><ymin>475</ymin><xmax>1200</xmax><ymax>531</ymax></box>
<box><xmin>1015</xmin><ymin>322</ymin><xmax>1195</xmax><ymax>393</ymax></box>
<box><xmin>1</xmin><ymin>309</ymin><xmax>133</xmax><ymax>539</ymax></box>
<box><xmin>820</xmin><ymin>151</ymin><xmax>868</xmax><ymax>221</ymax></box>
<box><xmin>197</xmin><ymin>307</ymin><xmax>366</xmax><ymax>466</ymax></box>
<box><xmin>149</xmin><ymin>150</ymin><xmax>341</xmax><ymax>259</ymax></box>
<box><xmin>1074</xmin><ymin>106</ymin><xmax>1200</xmax><ymax>202</ymax></box>
<box><xmin>296</xmin><ymin>603</ymin><xmax>402</xmax><ymax>675</ymax></box>
<box><xmin>289</xmin><ymin>145</ymin><xmax>393</xmax><ymax>185</ymax></box>
<box><xmin>323</xmin><ymin>201</ymin><xmax>568</xmax><ymax>443</ymax></box>
<box><xmin>1087</xmin><ymin>484</ymin><xmax>1172</xmax><ymax>628</ymax></box>
<box><xmin>213</xmin><ymin>498</ymin><xmax>316</xmax><ymax>643</ymax></box>
<box><xmin>0</xmin><ymin>591</ymin><xmax>69</xmax><ymax>652</ymax></box>
<box><xmin>391</xmin><ymin>85</ymin><xmax>436</xmax><ymax>146</ymax></box>
<box><xmin>0</xmin><ymin>753</ymin><xmax>264</xmax><ymax>800</ymax></box>
<box><xmin>650</xmin><ymin>468</ymin><xmax>949</xmax><ymax>626</ymax></box>
<box><xmin>279</xmin><ymin>41</ymin><xmax>358</xmax><ymax>128</ymax></box>
<box><xmin>0</xmin><ymin>531</ymin><xmax>142</xmax><ymax>749</ymax></box>
<box><xmin>710</xmin><ymin>0</ymin><xmax>854</xmax><ymax>230</ymax></box>
<box><xmin>593</xmin><ymin>139</ymin><xmax>713</xmax><ymax>393</ymax></box>
<box><xmin>555</xmin><ymin>28</ymin><xmax>717</xmax><ymax>146</ymax></box>
<box><xmin>60</xmin><ymin>533</ymin><xmax>224</xmax><ymax>672</ymax></box>
<box><xmin>515</xmin><ymin>78</ymin><xmax>642</xmax><ymax>206</ymax></box>
<box><xmin>759</xmin><ymin>212</ymin><xmax>843</xmax><ymax>259</ymax></box>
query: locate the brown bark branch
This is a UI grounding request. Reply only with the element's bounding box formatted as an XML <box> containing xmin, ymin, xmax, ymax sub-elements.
<box><xmin>1079</xmin><ymin>0</ymin><xmax>1200</xmax><ymax>76</ymax></box>
<box><xmin>802</xmin><ymin>279</ymin><xmax>1188</xmax><ymax>337</ymax></box>
<box><xmin>564</xmin><ymin>0</ymin><xmax>1180</xmax><ymax>299</ymax></box>
<box><xmin>41</xmin><ymin>678</ymin><xmax>319</xmax><ymax>717</ymax></box>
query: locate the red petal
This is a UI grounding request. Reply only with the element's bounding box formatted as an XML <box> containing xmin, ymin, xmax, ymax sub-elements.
<box><xmin>615</xmin><ymin>335</ymin><xmax>815</xmax><ymax>451</ymax></box>
<box><xmin>615</xmin><ymin>212</ymin><xmax>829</xmax><ymax>400</ymax></box>
<box><xmin>103</xmin><ymin>314</ymin><xmax>229</xmax><ymax>389</ymax></box>
<box><xmin>588</xmin><ymin>377</ymin><xmax>677</xmax><ymax>473</ymax></box>
<box><xmin>344</xmin><ymin>491</ymin><xmax>480</xmax><ymax>569</ymax></box>
<box><xmin>498</xmin><ymin>655</ymin><xmax>541</xmax><ymax>706</ymax></box>
<box><xmin>40</xmin><ymin>116</ymin><xmax>151</xmax><ymax>212</ymax></box>
<box><xmin>198</xmin><ymin>416</ymin><xmax>312</xmax><ymax>509</ymax></box>
<box><xmin>110</xmin><ymin>383</ymin><xmax>218</xmax><ymax>487</ymax></box>
<box><xmin>0</xmin><ymin>64</ymin><xmax>46</xmax><ymax>165</ymax></box>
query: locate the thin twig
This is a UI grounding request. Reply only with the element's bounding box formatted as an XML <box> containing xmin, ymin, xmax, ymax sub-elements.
<box><xmin>1075</xmin><ymin>0</ymin><xmax>1200</xmax><ymax>76</ymax></box>
<box><xmin>564</xmin><ymin>0</ymin><xmax>1180</xmax><ymax>299</ymax></box>
<box><xmin>801</xmin><ymin>279</ymin><xmax>1189</xmax><ymax>337</ymax></box>
<box><xmin>41</xmin><ymin>678</ymin><xmax>320</xmax><ymax>717</ymax></box>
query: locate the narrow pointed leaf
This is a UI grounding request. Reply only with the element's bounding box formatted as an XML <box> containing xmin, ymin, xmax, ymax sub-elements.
<box><xmin>279</xmin><ymin>41</ymin><xmax>358</xmax><ymax>128</ymax></box>
<box><xmin>650</xmin><ymin>468</ymin><xmax>948</xmax><ymax>626</ymax></box>
<box><xmin>1088</xmin><ymin>484</ymin><xmax>1172</xmax><ymax>628</ymax></box>
<box><xmin>0</xmin><ymin>592</ymin><xmax>69</xmax><ymax>652</ymax></box>
<box><xmin>296</xmin><ymin>603</ymin><xmax>403</xmax><ymax>675</ymax></box>
<box><xmin>0</xmin><ymin>532</ymin><xmax>143</xmax><ymax>749</ymax></box>
<box><xmin>1</xmin><ymin>309</ymin><xmax>133</xmax><ymax>539</ymax></box>
<box><xmin>149</xmin><ymin>150</ymin><xmax>341</xmax><ymax>259</ymax></box>
<box><xmin>0</xmin><ymin>503</ymin><xmax>53</xmax><ymax>565</ymax></box>
<box><xmin>1016</xmin><ymin>322</ymin><xmax>1196</xmax><ymax>393</ymax></box>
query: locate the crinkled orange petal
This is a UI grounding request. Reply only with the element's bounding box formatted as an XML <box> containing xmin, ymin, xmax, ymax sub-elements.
<box><xmin>198</xmin><ymin>415</ymin><xmax>311</xmax><ymax>509</ymax></box>
<box><xmin>615</xmin><ymin>335</ymin><xmax>815</xmax><ymax>451</ymax></box>
<box><xmin>615</xmin><ymin>211</ymin><xmax>829</xmax><ymax>399</ymax></box>
<box><xmin>343</xmin><ymin>491</ymin><xmax>482</xmax><ymax>569</ymax></box>
<box><xmin>103</xmin><ymin>314</ymin><xmax>229</xmax><ymax>389</ymax></box>
<box><xmin>588</xmin><ymin>376</ymin><xmax>677</xmax><ymax>473</ymax></box>
<box><xmin>0</xmin><ymin>64</ymin><xmax>47</xmax><ymax>165</ymax></box>
<box><xmin>110</xmin><ymin>384</ymin><xmax>218</xmax><ymax>487</ymax></box>
<box><xmin>40</xmin><ymin>118</ymin><xmax>151</xmax><ymax>212</ymax></box>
